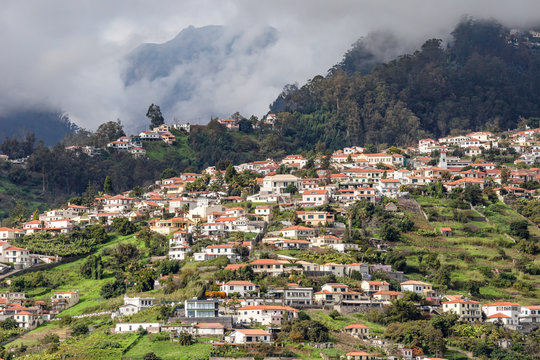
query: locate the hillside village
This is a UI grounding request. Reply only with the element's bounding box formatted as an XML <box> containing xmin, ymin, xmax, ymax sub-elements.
<box><xmin>0</xmin><ymin>122</ymin><xmax>538</xmax><ymax>360</ymax></box>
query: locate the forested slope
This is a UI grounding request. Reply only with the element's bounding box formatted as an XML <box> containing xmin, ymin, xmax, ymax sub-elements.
<box><xmin>270</xmin><ymin>18</ymin><xmax>540</xmax><ymax>149</ymax></box>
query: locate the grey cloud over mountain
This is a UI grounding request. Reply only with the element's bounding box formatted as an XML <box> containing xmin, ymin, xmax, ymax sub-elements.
<box><xmin>1</xmin><ymin>0</ymin><xmax>540</xmax><ymax>132</ymax></box>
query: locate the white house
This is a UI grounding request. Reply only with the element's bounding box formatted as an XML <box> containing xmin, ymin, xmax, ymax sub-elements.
<box><xmin>302</xmin><ymin>190</ymin><xmax>329</xmax><ymax>206</ymax></box>
<box><xmin>483</xmin><ymin>302</ymin><xmax>522</xmax><ymax>326</ymax></box>
<box><xmin>400</xmin><ymin>280</ymin><xmax>435</xmax><ymax>297</ymax></box>
<box><xmin>194</xmin><ymin>244</ymin><xmax>238</xmax><ymax>262</ymax></box>
<box><xmin>115</xmin><ymin>295</ymin><xmax>154</xmax><ymax>317</ymax></box>
<box><xmin>321</xmin><ymin>263</ymin><xmax>347</xmax><ymax>277</ymax></box>
<box><xmin>314</xmin><ymin>283</ymin><xmax>363</xmax><ymax>305</ymax></box>
<box><xmin>196</xmin><ymin>322</ymin><xmax>226</xmax><ymax>336</ymax></box>
<box><xmin>377</xmin><ymin>179</ymin><xmax>401</xmax><ymax>195</ymax></box>
<box><xmin>236</xmin><ymin>305</ymin><xmax>299</xmax><ymax>325</ymax></box>
<box><xmin>282</xmin><ymin>286</ymin><xmax>313</xmax><ymax>306</ymax></box>
<box><xmin>231</xmin><ymin>329</ymin><xmax>271</xmax><ymax>344</ymax></box>
<box><xmin>254</xmin><ymin>205</ymin><xmax>273</xmax><ymax>222</ymax></box>
<box><xmin>250</xmin><ymin>259</ymin><xmax>285</xmax><ymax>276</ymax></box>
<box><xmin>139</xmin><ymin>131</ymin><xmax>162</xmax><ymax>141</ymax></box>
<box><xmin>115</xmin><ymin>322</ymin><xmax>160</xmax><ymax>333</ymax></box>
<box><xmin>1</xmin><ymin>246</ymin><xmax>31</xmax><ymax>269</ymax></box>
<box><xmin>343</xmin><ymin>324</ymin><xmax>370</xmax><ymax>338</ymax></box>
<box><xmin>185</xmin><ymin>299</ymin><xmax>219</xmax><ymax>318</ymax></box>
<box><xmin>418</xmin><ymin>138</ymin><xmax>439</xmax><ymax>153</ymax></box>
<box><xmin>23</xmin><ymin>220</ymin><xmax>42</xmax><ymax>235</ymax></box>
<box><xmin>0</xmin><ymin>227</ymin><xmax>24</xmax><ymax>241</ymax></box>
<box><xmin>13</xmin><ymin>311</ymin><xmax>39</xmax><ymax>330</ymax></box>
<box><xmin>51</xmin><ymin>291</ymin><xmax>79</xmax><ymax>307</ymax></box>
<box><xmin>219</xmin><ymin>280</ymin><xmax>257</xmax><ymax>297</ymax></box>
<box><xmin>280</xmin><ymin>225</ymin><xmax>316</xmax><ymax>239</ymax></box>
<box><xmin>360</xmin><ymin>281</ymin><xmax>389</xmax><ymax>295</ymax></box>
<box><xmin>168</xmin><ymin>244</ymin><xmax>190</xmax><ymax>261</ymax></box>
<box><xmin>103</xmin><ymin>195</ymin><xmax>134</xmax><ymax>213</ymax></box>
<box><xmin>442</xmin><ymin>299</ymin><xmax>482</xmax><ymax>322</ymax></box>
<box><xmin>260</xmin><ymin>174</ymin><xmax>301</xmax><ymax>195</ymax></box>
<box><xmin>519</xmin><ymin>306</ymin><xmax>540</xmax><ymax>324</ymax></box>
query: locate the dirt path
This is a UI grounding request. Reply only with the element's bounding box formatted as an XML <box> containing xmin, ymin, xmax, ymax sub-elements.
<box><xmin>447</xmin><ymin>345</ymin><xmax>475</xmax><ymax>359</ymax></box>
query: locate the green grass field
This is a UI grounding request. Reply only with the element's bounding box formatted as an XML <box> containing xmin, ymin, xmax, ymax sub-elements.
<box><xmin>123</xmin><ymin>335</ymin><xmax>213</xmax><ymax>360</ymax></box>
<box><xmin>307</xmin><ymin>310</ymin><xmax>386</xmax><ymax>335</ymax></box>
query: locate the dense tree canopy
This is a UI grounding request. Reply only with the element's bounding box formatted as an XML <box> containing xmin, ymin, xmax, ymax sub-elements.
<box><xmin>270</xmin><ymin>19</ymin><xmax>540</xmax><ymax>151</ymax></box>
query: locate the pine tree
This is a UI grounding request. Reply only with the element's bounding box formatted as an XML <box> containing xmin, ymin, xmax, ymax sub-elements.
<box><xmin>225</xmin><ymin>164</ymin><xmax>237</xmax><ymax>184</ymax></box>
<box><xmin>146</xmin><ymin>104</ymin><xmax>165</xmax><ymax>129</ymax></box>
<box><xmin>103</xmin><ymin>176</ymin><xmax>113</xmax><ymax>194</ymax></box>
<box><xmin>32</xmin><ymin>209</ymin><xmax>40</xmax><ymax>221</ymax></box>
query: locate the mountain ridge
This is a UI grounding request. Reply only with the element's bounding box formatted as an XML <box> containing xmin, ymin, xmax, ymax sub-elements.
<box><xmin>269</xmin><ymin>18</ymin><xmax>540</xmax><ymax>150</ymax></box>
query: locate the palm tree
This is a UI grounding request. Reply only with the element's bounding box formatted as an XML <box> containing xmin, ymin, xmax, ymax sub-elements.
<box><xmin>346</xmin><ymin>205</ymin><xmax>355</xmax><ymax>239</ymax></box>
<box><xmin>360</xmin><ymin>248</ymin><xmax>371</xmax><ymax>263</ymax></box>
<box><xmin>358</xmin><ymin>208</ymin><xmax>369</xmax><ymax>237</ymax></box>
<box><xmin>182</xmin><ymin>204</ymin><xmax>190</xmax><ymax>215</ymax></box>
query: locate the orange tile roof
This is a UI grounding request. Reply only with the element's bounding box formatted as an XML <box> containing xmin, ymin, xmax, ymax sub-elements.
<box><xmin>483</xmin><ymin>302</ymin><xmax>521</xmax><ymax>307</ymax></box>
<box><xmin>250</xmin><ymin>259</ymin><xmax>283</xmax><ymax>265</ymax></box>
<box><xmin>224</xmin><ymin>264</ymin><xmax>248</xmax><ymax>271</ymax></box>
<box><xmin>196</xmin><ymin>322</ymin><xmax>225</xmax><ymax>328</ymax></box>
<box><xmin>344</xmin><ymin>324</ymin><xmax>368</xmax><ymax>329</ymax></box>
<box><xmin>443</xmin><ymin>299</ymin><xmax>480</xmax><ymax>304</ymax></box>
<box><xmin>374</xmin><ymin>291</ymin><xmax>404</xmax><ymax>296</ymax></box>
<box><xmin>487</xmin><ymin>312</ymin><xmax>510</xmax><ymax>319</ymax></box>
<box><xmin>235</xmin><ymin>329</ymin><xmax>270</xmax><ymax>335</ymax></box>
<box><xmin>238</xmin><ymin>305</ymin><xmax>299</xmax><ymax>312</ymax></box>
<box><xmin>346</xmin><ymin>352</ymin><xmax>370</xmax><ymax>356</ymax></box>
<box><xmin>223</xmin><ymin>281</ymin><xmax>256</xmax><ymax>286</ymax></box>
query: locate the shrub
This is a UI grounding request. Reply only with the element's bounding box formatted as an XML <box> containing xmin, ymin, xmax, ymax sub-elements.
<box><xmin>463</xmin><ymin>223</ymin><xmax>481</xmax><ymax>235</ymax></box>
<box><xmin>398</xmin><ymin>217</ymin><xmax>415</xmax><ymax>232</ymax></box>
<box><xmin>416</xmin><ymin>229</ymin><xmax>438</xmax><ymax>237</ymax></box>
<box><xmin>100</xmin><ymin>278</ymin><xmax>126</xmax><ymax>299</ymax></box>
<box><xmin>178</xmin><ymin>332</ymin><xmax>192</xmax><ymax>346</ymax></box>
<box><xmin>517</xmin><ymin>239</ymin><xmax>540</xmax><ymax>255</ymax></box>
<box><xmin>329</xmin><ymin>310</ymin><xmax>341</xmax><ymax>320</ymax></box>
<box><xmin>0</xmin><ymin>318</ymin><xmax>18</xmax><ymax>330</ymax></box>
<box><xmin>509</xmin><ymin>220</ymin><xmax>530</xmax><ymax>240</ymax></box>
<box><xmin>143</xmin><ymin>352</ymin><xmax>162</xmax><ymax>360</ymax></box>
<box><xmin>41</xmin><ymin>333</ymin><xmax>60</xmax><ymax>345</ymax></box>
<box><xmin>381</xmin><ymin>224</ymin><xmax>400</xmax><ymax>242</ymax></box>
<box><xmin>47</xmin><ymin>343</ymin><xmax>59</xmax><ymax>354</ymax></box>
<box><xmin>151</xmin><ymin>332</ymin><xmax>170</xmax><ymax>342</ymax></box>
<box><xmin>71</xmin><ymin>324</ymin><xmax>89</xmax><ymax>336</ymax></box>
<box><xmin>60</xmin><ymin>316</ymin><xmax>72</xmax><ymax>326</ymax></box>
<box><xmin>112</xmin><ymin>217</ymin><xmax>138</xmax><ymax>235</ymax></box>
<box><xmin>478</xmin><ymin>266</ymin><xmax>493</xmax><ymax>279</ymax></box>
<box><xmin>96</xmin><ymin>341</ymin><xmax>121</xmax><ymax>349</ymax></box>
<box><xmin>289</xmin><ymin>331</ymin><xmax>304</xmax><ymax>342</ymax></box>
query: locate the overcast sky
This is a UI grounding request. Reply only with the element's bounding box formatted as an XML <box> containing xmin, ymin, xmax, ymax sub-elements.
<box><xmin>1</xmin><ymin>0</ymin><xmax>540</xmax><ymax>132</ymax></box>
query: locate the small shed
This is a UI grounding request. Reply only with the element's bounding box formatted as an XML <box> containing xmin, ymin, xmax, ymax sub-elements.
<box><xmin>440</xmin><ymin>227</ymin><xmax>452</xmax><ymax>237</ymax></box>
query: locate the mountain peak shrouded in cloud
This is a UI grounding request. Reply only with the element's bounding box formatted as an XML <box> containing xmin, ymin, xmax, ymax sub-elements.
<box><xmin>124</xmin><ymin>25</ymin><xmax>278</xmax><ymax>85</ymax></box>
<box><xmin>122</xmin><ymin>25</ymin><xmax>278</xmax><ymax>129</ymax></box>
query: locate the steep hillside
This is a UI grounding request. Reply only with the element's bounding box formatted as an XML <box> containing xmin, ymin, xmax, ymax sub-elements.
<box><xmin>270</xmin><ymin>18</ymin><xmax>540</xmax><ymax>149</ymax></box>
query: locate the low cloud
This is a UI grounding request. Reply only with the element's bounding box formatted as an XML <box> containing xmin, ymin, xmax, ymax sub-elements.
<box><xmin>1</xmin><ymin>0</ymin><xmax>539</xmax><ymax>132</ymax></box>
